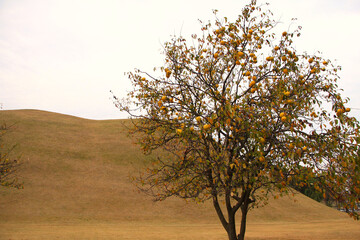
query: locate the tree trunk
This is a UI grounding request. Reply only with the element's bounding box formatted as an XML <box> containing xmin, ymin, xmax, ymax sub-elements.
<box><xmin>212</xmin><ymin>192</ymin><xmax>251</xmax><ymax>240</ymax></box>
<box><xmin>213</xmin><ymin>194</ymin><xmax>238</xmax><ymax>240</ymax></box>
<box><xmin>227</xmin><ymin>211</ymin><xmax>237</xmax><ymax>240</ymax></box>
<box><xmin>213</xmin><ymin>196</ymin><xmax>228</xmax><ymax>232</ymax></box>
<box><xmin>238</xmin><ymin>203</ymin><xmax>249</xmax><ymax>240</ymax></box>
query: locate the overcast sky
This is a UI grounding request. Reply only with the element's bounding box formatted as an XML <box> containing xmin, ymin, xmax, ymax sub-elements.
<box><xmin>0</xmin><ymin>0</ymin><xmax>359</xmax><ymax>120</ymax></box>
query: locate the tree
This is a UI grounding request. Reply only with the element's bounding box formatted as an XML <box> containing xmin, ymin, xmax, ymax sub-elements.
<box><xmin>113</xmin><ymin>1</ymin><xmax>360</xmax><ymax>239</ymax></box>
<box><xmin>0</xmin><ymin>116</ymin><xmax>22</xmax><ymax>189</ymax></box>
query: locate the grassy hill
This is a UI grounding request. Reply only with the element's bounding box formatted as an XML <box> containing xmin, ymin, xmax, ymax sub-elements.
<box><xmin>0</xmin><ymin>109</ymin><xmax>359</xmax><ymax>239</ymax></box>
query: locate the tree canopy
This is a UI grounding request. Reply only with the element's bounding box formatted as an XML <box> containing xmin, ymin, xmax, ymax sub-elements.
<box><xmin>114</xmin><ymin>1</ymin><xmax>360</xmax><ymax>239</ymax></box>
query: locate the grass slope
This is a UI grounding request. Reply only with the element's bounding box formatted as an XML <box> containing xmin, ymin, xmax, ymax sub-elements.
<box><xmin>0</xmin><ymin>109</ymin><xmax>359</xmax><ymax>239</ymax></box>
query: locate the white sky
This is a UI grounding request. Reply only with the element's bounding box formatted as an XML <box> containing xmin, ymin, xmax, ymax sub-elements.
<box><xmin>0</xmin><ymin>0</ymin><xmax>359</xmax><ymax>120</ymax></box>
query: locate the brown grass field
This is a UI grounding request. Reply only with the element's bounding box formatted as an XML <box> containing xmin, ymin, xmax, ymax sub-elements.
<box><xmin>0</xmin><ymin>109</ymin><xmax>359</xmax><ymax>239</ymax></box>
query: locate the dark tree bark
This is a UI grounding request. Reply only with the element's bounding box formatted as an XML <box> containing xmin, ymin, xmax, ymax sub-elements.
<box><xmin>213</xmin><ymin>195</ymin><xmax>228</xmax><ymax>231</ymax></box>
<box><xmin>238</xmin><ymin>204</ymin><xmax>249</xmax><ymax>240</ymax></box>
<box><xmin>213</xmin><ymin>190</ymin><xmax>252</xmax><ymax>240</ymax></box>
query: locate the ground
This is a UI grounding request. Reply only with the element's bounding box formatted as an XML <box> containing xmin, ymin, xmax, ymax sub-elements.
<box><xmin>0</xmin><ymin>110</ymin><xmax>359</xmax><ymax>239</ymax></box>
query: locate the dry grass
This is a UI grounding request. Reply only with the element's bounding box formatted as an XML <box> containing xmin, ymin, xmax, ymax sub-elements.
<box><xmin>0</xmin><ymin>220</ymin><xmax>359</xmax><ymax>240</ymax></box>
<box><xmin>0</xmin><ymin>109</ymin><xmax>359</xmax><ymax>239</ymax></box>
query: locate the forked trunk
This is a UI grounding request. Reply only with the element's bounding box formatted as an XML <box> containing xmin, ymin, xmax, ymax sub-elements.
<box><xmin>226</xmin><ymin>207</ymin><xmax>248</xmax><ymax>240</ymax></box>
<box><xmin>213</xmin><ymin>190</ymin><xmax>252</xmax><ymax>240</ymax></box>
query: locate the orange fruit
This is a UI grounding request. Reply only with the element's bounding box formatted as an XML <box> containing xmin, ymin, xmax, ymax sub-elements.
<box><xmin>337</xmin><ymin>109</ymin><xmax>344</xmax><ymax>115</ymax></box>
<box><xmin>249</xmin><ymin>80</ymin><xmax>256</xmax><ymax>88</ymax></box>
<box><xmin>165</xmin><ymin>68</ymin><xmax>171</xmax><ymax>78</ymax></box>
<box><xmin>203</xmin><ymin>124</ymin><xmax>211</xmax><ymax>130</ymax></box>
<box><xmin>238</xmin><ymin>51</ymin><xmax>244</xmax><ymax>57</ymax></box>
